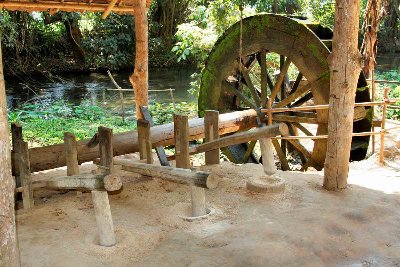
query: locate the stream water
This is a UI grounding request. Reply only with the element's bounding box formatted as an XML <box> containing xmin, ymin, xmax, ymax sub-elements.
<box><xmin>4</xmin><ymin>54</ymin><xmax>399</xmax><ymax>111</ymax></box>
<box><xmin>5</xmin><ymin>66</ymin><xmax>198</xmax><ymax>110</ymax></box>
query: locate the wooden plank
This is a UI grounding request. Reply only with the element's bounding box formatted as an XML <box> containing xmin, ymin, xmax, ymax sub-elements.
<box><xmin>270</xmin><ymin>58</ymin><xmax>291</xmax><ymax>101</ymax></box>
<box><xmin>18</xmin><ymin>141</ymin><xmax>34</xmax><ymax>209</ymax></box>
<box><xmin>140</xmin><ymin>106</ymin><xmax>170</xmax><ymax>166</ymax></box>
<box><xmin>222</xmin><ymin>80</ymin><xmax>258</xmax><ymax>110</ymax></box>
<box><xmin>11</xmin><ymin>123</ymin><xmax>22</xmax><ymax>184</ymax></box>
<box><xmin>273</xmin><ymin>114</ymin><xmax>319</xmax><ymax>124</ymax></box>
<box><xmin>241</xmin><ymin>65</ymin><xmax>261</xmax><ymax>106</ymax></box>
<box><xmin>275</xmin><ymin>82</ymin><xmax>311</xmax><ymax>108</ymax></box>
<box><xmin>259</xmin><ymin>49</ymin><xmax>268</xmax><ymax>107</ymax></box>
<box><xmin>204</xmin><ymin>110</ymin><xmax>220</xmax><ymax>165</ymax></box>
<box><xmin>64</xmin><ymin>132</ymin><xmax>80</xmax><ymax>176</ymax></box>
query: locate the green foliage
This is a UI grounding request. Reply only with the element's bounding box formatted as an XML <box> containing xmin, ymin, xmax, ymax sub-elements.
<box><xmin>8</xmin><ymin>101</ymin><xmax>134</xmax><ymax>146</ymax></box>
<box><xmin>148</xmin><ymin>102</ymin><xmax>197</xmax><ymax>125</ymax></box>
<box><xmin>374</xmin><ymin>70</ymin><xmax>400</xmax><ymax>119</ymax></box>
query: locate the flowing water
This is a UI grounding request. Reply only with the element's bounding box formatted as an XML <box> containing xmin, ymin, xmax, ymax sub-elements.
<box><xmin>5</xmin><ymin>66</ymin><xmax>198</xmax><ymax>111</ymax></box>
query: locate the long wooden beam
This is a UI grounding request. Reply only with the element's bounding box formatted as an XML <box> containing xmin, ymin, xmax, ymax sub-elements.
<box><xmin>115</xmin><ymin>159</ymin><xmax>218</xmax><ymax>189</ymax></box>
<box><xmin>0</xmin><ymin>1</ymin><xmax>136</xmax><ymax>13</ymax></box>
<box><xmin>101</xmin><ymin>0</ymin><xmax>119</xmax><ymax>19</ymax></box>
<box><xmin>13</xmin><ymin>110</ymin><xmax>258</xmax><ymax>172</ymax></box>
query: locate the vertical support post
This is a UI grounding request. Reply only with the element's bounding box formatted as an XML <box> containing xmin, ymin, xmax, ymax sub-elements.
<box><xmin>98</xmin><ymin>126</ymin><xmax>113</xmax><ymax>172</ymax></box>
<box><xmin>91</xmin><ymin>191</ymin><xmax>116</xmax><ymax>247</ymax></box>
<box><xmin>18</xmin><ymin>141</ymin><xmax>34</xmax><ymax>209</ymax></box>
<box><xmin>379</xmin><ymin>87</ymin><xmax>389</xmax><ymax>164</ymax></box>
<box><xmin>371</xmin><ymin>70</ymin><xmax>376</xmax><ymax>154</ymax></box>
<box><xmin>64</xmin><ymin>132</ymin><xmax>79</xmax><ymax>176</ymax></box>
<box><xmin>0</xmin><ymin>30</ymin><xmax>20</xmax><ymax>266</ymax></box>
<box><xmin>174</xmin><ymin>114</ymin><xmax>206</xmax><ymax>217</ymax></box>
<box><xmin>92</xmin><ymin>126</ymin><xmax>116</xmax><ymax>247</ymax></box>
<box><xmin>259</xmin><ymin>138</ymin><xmax>277</xmax><ymax>176</ymax></box>
<box><xmin>204</xmin><ymin>110</ymin><xmax>220</xmax><ymax>165</ymax></box>
<box><xmin>119</xmin><ymin>91</ymin><xmax>125</xmax><ymax>123</ymax></box>
<box><xmin>137</xmin><ymin>119</ymin><xmax>153</xmax><ymax>164</ymax></box>
<box><xmin>64</xmin><ymin>132</ymin><xmax>80</xmax><ymax>195</ymax></box>
<box><xmin>11</xmin><ymin>123</ymin><xmax>22</xmax><ymax>187</ymax></box>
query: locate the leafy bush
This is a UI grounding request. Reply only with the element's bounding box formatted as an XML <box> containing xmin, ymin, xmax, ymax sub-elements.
<box><xmin>149</xmin><ymin>102</ymin><xmax>197</xmax><ymax>125</ymax></box>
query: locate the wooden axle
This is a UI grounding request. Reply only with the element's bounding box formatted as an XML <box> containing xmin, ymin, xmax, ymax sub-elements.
<box><xmin>15</xmin><ymin>109</ymin><xmax>259</xmax><ymax>172</ymax></box>
<box><xmin>114</xmin><ymin>159</ymin><xmax>218</xmax><ymax>189</ymax></box>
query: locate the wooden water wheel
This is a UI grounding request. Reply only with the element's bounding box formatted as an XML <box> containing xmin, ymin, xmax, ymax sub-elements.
<box><xmin>198</xmin><ymin>14</ymin><xmax>372</xmax><ymax>170</ymax></box>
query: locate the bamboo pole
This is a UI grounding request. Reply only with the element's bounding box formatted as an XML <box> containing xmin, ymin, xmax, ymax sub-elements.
<box><xmin>101</xmin><ymin>0</ymin><xmax>119</xmax><ymax>19</ymax></box>
<box><xmin>379</xmin><ymin>87</ymin><xmax>389</xmax><ymax>164</ymax></box>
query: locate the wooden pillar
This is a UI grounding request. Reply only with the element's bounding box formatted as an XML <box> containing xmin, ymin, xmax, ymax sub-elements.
<box><xmin>18</xmin><ymin>141</ymin><xmax>34</xmax><ymax>209</ymax></box>
<box><xmin>324</xmin><ymin>0</ymin><xmax>362</xmax><ymax>190</ymax></box>
<box><xmin>174</xmin><ymin>114</ymin><xmax>206</xmax><ymax>217</ymax></box>
<box><xmin>64</xmin><ymin>133</ymin><xmax>80</xmax><ymax>176</ymax></box>
<box><xmin>204</xmin><ymin>110</ymin><xmax>219</xmax><ymax>165</ymax></box>
<box><xmin>137</xmin><ymin>119</ymin><xmax>153</xmax><ymax>164</ymax></box>
<box><xmin>11</xmin><ymin>123</ymin><xmax>22</xmax><ymax>186</ymax></box>
<box><xmin>0</xmin><ymin>31</ymin><xmax>20</xmax><ymax>266</ymax></box>
<box><xmin>92</xmin><ymin>126</ymin><xmax>116</xmax><ymax>247</ymax></box>
<box><xmin>129</xmin><ymin>0</ymin><xmax>149</xmax><ymax>119</ymax></box>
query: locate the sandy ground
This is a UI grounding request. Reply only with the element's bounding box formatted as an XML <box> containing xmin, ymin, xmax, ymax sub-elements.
<box><xmin>16</xmin><ymin>129</ymin><xmax>400</xmax><ymax>267</ymax></box>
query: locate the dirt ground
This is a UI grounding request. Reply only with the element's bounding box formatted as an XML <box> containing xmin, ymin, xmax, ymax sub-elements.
<box><xmin>16</xmin><ymin>128</ymin><xmax>400</xmax><ymax>267</ymax></box>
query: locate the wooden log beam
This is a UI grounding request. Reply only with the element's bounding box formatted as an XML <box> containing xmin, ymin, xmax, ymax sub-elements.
<box><xmin>116</xmin><ymin>159</ymin><xmax>218</xmax><ymax>189</ymax></box>
<box><xmin>101</xmin><ymin>0</ymin><xmax>119</xmax><ymax>19</ymax></box>
<box><xmin>0</xmin><ymin>1</ymin><xmax>136</xmax><ymax>13</ymax></box>
<box><xmin>190</xmin><ymin>123</ymin><xmax>288</xmax><ymax>155</ymax></box>
<box><xmin>17</xmin><ymin>109</ymin><xmax>258</xmax><ymax>172</ymax></box>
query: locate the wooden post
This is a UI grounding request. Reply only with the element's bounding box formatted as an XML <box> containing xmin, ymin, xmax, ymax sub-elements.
<box><xmin>64</xmin><ymin>132</ymin><xmax>80</xmax><ymax>195</ymax></box>
<box><xmin>259</xmin><ymin>138</ymin><xmax>277</xmax><ymax>176</ymax></box>
<box><xmin>64</xmin><ymin>133</ymin><xmax>79</xmax><ymax>176</ymax></box>
<box><xmin>379</xmin><ymin>87</ymin><xmax>389</xmax><ymax>164</ymax></box>
<box><xmin>174</xmin><ymin>114</ymin><xmax>206</xmax><ymax>217</ymax></box>
<box><xmin>119</xmin><ymin>91</ymin><xmax>125</xmax><ymax>123</ymax></box>
<box><xmin>324</xmin><ymin>0</ymin><xmax>362</xmax><ymax>191</ymax></box>
<box><xmin>0</xmin><ymin>31</ymin><xmax>20</xmax><ymax>266</ymax></box>
<box><xmin>11</xmin><ymin>123</ymin><xmax>22</xmax><ymax>186</ymax></box>
<box><xmin>91</xmin><ymin>190</ymin><xmax>116</xmax><ymax>247</ymax></box>
<box><xmin>92</xmin><ymin>126</ymin><xmax>116</xmax><ymax>247</ymax></box>
<box><xmin>18</xmin><ymin>141</ymin><xmax>34</xmax><ymax>209</ymax></box>
<box><xmin>129</xmin><ymin>0</ymin><xmax>149</xmax><ymax>119</ymax></box>
<box><xmin>137</xmin><ymin>119</ymin><xmax>153</xmax><ymax>164</ymax></box>
<box><xmin>98</xmin><ymin>126</ymin><xmax>113</xmax><ymax>172</ymax></box>
<box><xmin>204</xmin><ymin>110</ymin><xmax>219</xmax><ymax>165</ymax></box>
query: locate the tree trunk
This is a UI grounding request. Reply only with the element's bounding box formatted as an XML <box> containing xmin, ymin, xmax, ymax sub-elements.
<box><xmin>0</xmin><ymin>32</ymin><xmax>20</xmax><ymax>267</ymax></box>
<box><xmin>130</xmin><ymin>0</ymin><xmax>149</xmax><ymax>119</ymax></box>
<box><xmin>323</xmin><ymin>0</ymin><xmax>362</xmax><ymax>191</ymax></box>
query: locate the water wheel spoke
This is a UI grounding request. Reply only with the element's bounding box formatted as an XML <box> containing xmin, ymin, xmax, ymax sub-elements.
<box><xmin>272</xmin><ymin>139</ymin><xmax>290</xmax><ymax>171</ymax></box>
<box><xmin>275</xmin><ymin>82</ymin><xmax>311</xmax><ymax>108</ymax></box>
<box><xmin>241</xmin><ymin>64</ymin><xmax>261</xmax><ymax>106</ymax></box>
<box><xmin>273</xmin><ymin>114</ymin><xmax>318</xmax><ymax>124</ymax></box>
<box><xmin>291</xmin><ymin>122</ymin><xmax>314</xmax><ymax>137</ymax></box>
<box><xmin>292</xmin><ymin>92</ymin><xmax>313</xmax><ymax>107</ymax></box>
<box><xmin>242</xmin><ymin>140</ymin><xmax>257</xmax><ymax>163</ymax></box>
<box><xmin>259</xmin><ymin>50</ymin><xmax>269</xmax><ymax>107</ymax></box>
<box><xmin>285</xmin><ymin>138</ymin><xmax>312</xmax><ymax>160</ymax></box>
<box><xmin>223</xmin><ymin>80</ymin><xmax>258</xmax><ymax>110</ymax></box>
<box><xmin>270</xmin><ymin>58</ymin><xmax>291</xmax><ymax>101</ymax></box>
<box><xmin>290</xmin><ymin>72</ymin><xmax>304</xmax><ymax>94</ymax></box>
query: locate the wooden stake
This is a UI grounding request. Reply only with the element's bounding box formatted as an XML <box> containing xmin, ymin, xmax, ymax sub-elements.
<box><xmin>379</xmin><ymin>87</ymin><xmax>389</xmax><ymax>164</ymax></box>
<box><xmin>204</xmin><ymin>110</ymin><xmax>220</xmax><ymax>165</ymax></box>
<box><xmin>174</xmin><ymin>114</ymin><xmax>206</xmax><ymax>217</ymax></box>
<box><xmin>64</xmin><ymin>133</ymin><xmax>80</xmax><ymax>176</ymax></box>
<box><xmin>98</xmin><ymin>126</ymin><xmax>113</xmax><ymax>172</ymax></box>
<box><xmin>91</xmin><ymin>190</ymin><xmax>116</xmax><ymax>247</ymax></box>
<box><xmin>18</xmin><ymin>141</ymin><xmax>34</xmax><ymax>209</ymax></box>
<box><xmin>137</xmin><ymin>119</ymin><xmax>153</xmax><ymax>164</ymax></box>
<box><xmin>11</xmin><ymin>123</ymin><xmax>22</xmax><ymax>185</ymax></box>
